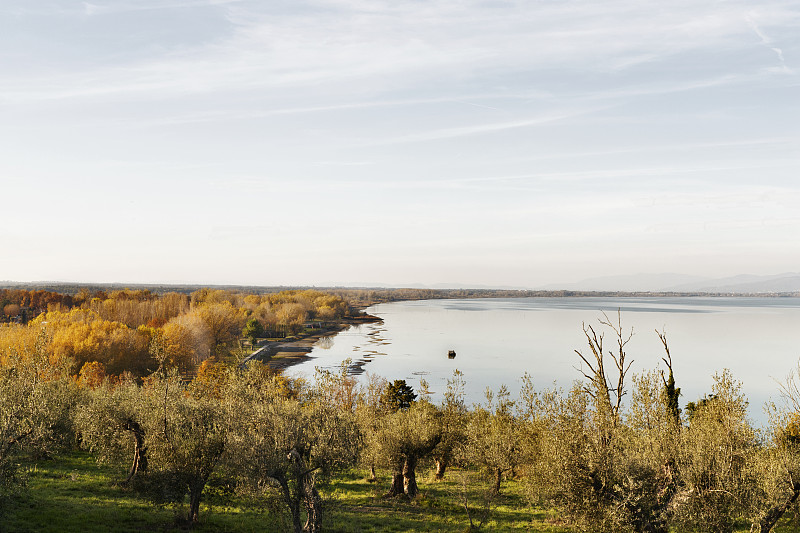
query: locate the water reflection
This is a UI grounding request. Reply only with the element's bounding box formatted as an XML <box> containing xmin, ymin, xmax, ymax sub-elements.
<box><xmin>314</xmin><ymin>335</ymin><xmax>334</xmax><ymax>350</ymax></box>
<box><xmin>292</xmin><ymin>297</ymin><xmax>800</xmax><ymax>425</ymax></box>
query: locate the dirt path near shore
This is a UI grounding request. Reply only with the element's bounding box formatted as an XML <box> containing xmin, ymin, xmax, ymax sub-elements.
<box><xmin>246</xmin><ymin>314</ymin><xmax>381</xmax><ymax>372</ymax></box>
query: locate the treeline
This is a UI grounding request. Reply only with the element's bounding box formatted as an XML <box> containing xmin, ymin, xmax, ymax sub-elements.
<box><xmin>0</xmin><ymin>288</ymin><xmax>353</xmax><ymax>377</ymax></box>
<box><xmin>8</xmin><ymin>284</ymin><xmax>784</xmax><ymax>326</ymax></box>
<box><xmin>2</xmin><ymin>313</ymin><xmax>800</xmax><ymax>532</ymax></box>
<box><xmin>327</xmin><ymin>287</ymin><xmax>791</xmax><ymax>307</ymax></box>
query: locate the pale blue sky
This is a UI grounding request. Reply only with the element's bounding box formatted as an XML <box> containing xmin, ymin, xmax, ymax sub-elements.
<box><xmin>1</xmin><ymin>0</ymin><xmax>799</xmax><ymax>287</ymax></box>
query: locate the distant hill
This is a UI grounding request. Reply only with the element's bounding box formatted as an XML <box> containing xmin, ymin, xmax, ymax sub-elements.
<box><xmin>540</xmin><ymin>273</ymin><xmax>711</xmax><ymax>293</ymax></box>
<box><xmin>544</xmin><ymin>272</ymin><xmax>800</xmax><ymax>294</ymax></box>
<box><xmin>666</xmin><ymin>273</ymin><xmax>800</xmax><ymax>294</ymax></box>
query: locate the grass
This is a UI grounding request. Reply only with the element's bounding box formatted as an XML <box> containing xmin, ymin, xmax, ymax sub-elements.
<box><xmin>321</xmin><ymin>469</ymin><xmax>568</xmax><ymax>533</ymax></box>
<box><xmin>2</xmin><ymin>452</ymin><xmax>561</xmax><ymax>532</ymax></box>
<box><xmin>2</xmin><ymin>452</ymin><xmax>287</xmax><ymax>532</ymax></box>
<box><xmin>3</xmin><ymin>452</ymin><xmax>799</xmax><ymax>532</ymax></box>
<box><xmin>3</xmin><ymin>452</ymin><xmax>174</xmax><ymax>532</ymax></box>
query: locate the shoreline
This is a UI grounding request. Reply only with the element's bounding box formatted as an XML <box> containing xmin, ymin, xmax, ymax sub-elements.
<box><xmin>245</xmin><ymin>312</ymin><xmax>382</xmax><ymax>373</ymax></box>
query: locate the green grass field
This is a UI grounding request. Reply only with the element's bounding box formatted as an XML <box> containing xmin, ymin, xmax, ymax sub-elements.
<box><xmin>2</xmin><ymin>452</ymin><xmax>798</xmax><ymax>532</ymax></box>
<box><xmin>1</xmin><ymin>452</ymin><xmax>561</xmax><ymax>532</ymax></box>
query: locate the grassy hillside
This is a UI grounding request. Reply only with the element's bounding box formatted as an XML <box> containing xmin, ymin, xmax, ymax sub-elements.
<box><xmin>2</xmin><ymin>451</ymin><xmax>556</xmax><ymax>532</ymax></box>
<box><xmin>4</xmin><ymin>452</ymin><xmax>796</xmax><ymax>532</ymax></box>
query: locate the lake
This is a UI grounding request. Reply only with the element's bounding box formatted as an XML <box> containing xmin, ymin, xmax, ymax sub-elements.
<box><xmin>290</xmin><ymin>297</ymin><xmax>800</xmax><ymax>424</ymax></box>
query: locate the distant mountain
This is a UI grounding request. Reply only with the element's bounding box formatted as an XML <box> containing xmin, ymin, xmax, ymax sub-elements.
<box><xmin>540</xmin><ymin>273</ymin><xmax>711</xmax><ymax>293</ymax></box>
<box><xmin>666</xmin><ymin>273</ymin><xmax>800</xmax><ymax>293</ymax></box>
<box><xmin>542</xmin><ymin>272</ymin><xmax>800</xmax><ymax>294</ymax></box>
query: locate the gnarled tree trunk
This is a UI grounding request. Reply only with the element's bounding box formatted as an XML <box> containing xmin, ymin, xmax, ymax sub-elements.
<box><xmin>187</xmin><ymin>476</ymin><xmax>209</xmax><ymax>523</ymax></box>
<box><xmin>403</xmin><ymin>456</ymin><xmax>419</xmax><ymax>498</ymax></box>
<box><xmin>493</xmin><ymin>466</ymin><xmax>503</xmax><ymax>494</ymax></box>
<box><xmin>121</xmin><ymin>419</ymin><xmax>147</xmax><ymax>485</ymax></box>
<box><xmin>434</xmin><ymin>456</ymin><xmax>448</xmax><ymax>480</ymax></box>
<box><xmin>751</xmin><ymin>481</ymin><xmax>800</xmax><ymax>533</ymax></box>
<box><xmin>303</xmin><ymin>483</ymin><xmax>323</xmax><ymax>533</ymax></box>
<box><xmin>387</xmin><ymin>471</ymin><xmax>405</xmax><ymax>497</ymax></box>
<box><xmin>274</xmin><ymin>472</ymin><xmax>303</xmax><ymax>533</ymax></box>
<box><xmin>285</xmin><ymin>447</ymin><xmax>324</xmax><ymax>533</ymax></box>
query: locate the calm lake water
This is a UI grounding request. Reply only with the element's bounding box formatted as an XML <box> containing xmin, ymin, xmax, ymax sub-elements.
<box><xmin>291</xmin><ymin>297</ymin><xmax>800</xmax><ymax>424</ymax></box>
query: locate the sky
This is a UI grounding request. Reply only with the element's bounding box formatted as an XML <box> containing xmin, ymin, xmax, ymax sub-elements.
<box><xmin>1</xmin><ymin>0</ymin><xmax>799</xmax><ymax>288</ymax></box>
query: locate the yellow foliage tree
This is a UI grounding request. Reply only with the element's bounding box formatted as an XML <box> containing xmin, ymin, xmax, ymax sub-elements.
<box><xmin>161</xmin><ymin>314</ymin><xmax>212</xmax><ymax>371</ymax></box>
<box><xmin>31</xmin><ymin>309</ymin><xmax>153</xmax><ymax>376</ymax></box>
<box><xmin>193</xmin><ymin>302</ymin><xmax>246</xmax><ymax>357</ymax></box>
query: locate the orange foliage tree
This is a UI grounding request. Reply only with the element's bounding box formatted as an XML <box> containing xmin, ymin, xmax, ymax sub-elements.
<box><xmin>31</xmin><ymin>309</ymin><xmax>154</xmax><ymax>376</ymax></box>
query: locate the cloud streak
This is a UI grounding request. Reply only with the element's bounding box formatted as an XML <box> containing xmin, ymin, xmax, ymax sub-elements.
<box><xmin>3</xmin><ymin>0</ymin><xmax>800</xmax><ymax>286</ymax></box>
<box><xmin>5</xmin><ymin>0</ymin><xmax>800</xmax><ymax>105</ymax></box>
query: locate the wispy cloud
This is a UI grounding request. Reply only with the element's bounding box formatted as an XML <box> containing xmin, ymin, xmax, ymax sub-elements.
<box><xmin>82</xmin><ymin>0</ymin><xmax>240</xmax><ymax>16</ymax></box>
<box><xmin>5</xmin><ymin>0</ymin><xmax>800</xmax><ymax>106</ymax></box>
<box><xmin>361</xmin><ymin>108</ymin><xmax>604</xmax><ymax>145</ymax></box>
<box><xmin>746</xmin><ymin>14</ymin><xmax>792</xmax><ymax>72</ymax></box>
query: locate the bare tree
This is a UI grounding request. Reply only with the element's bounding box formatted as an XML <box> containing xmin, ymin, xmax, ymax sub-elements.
<box><xmin>656</xmin><ymin>330</ymin><xmax>681</xmax><ymax>427</ymax></box>
<box><xmin>574</xmin><ymin>310</ymin><xmax>633</xmax><ymax>425</ymax></box>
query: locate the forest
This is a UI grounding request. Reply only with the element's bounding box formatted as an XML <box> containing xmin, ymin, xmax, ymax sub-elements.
<box><xmin>2</xmin><ymin>289</ymin><xmax>800</xmax><ymax>532</ymax></box>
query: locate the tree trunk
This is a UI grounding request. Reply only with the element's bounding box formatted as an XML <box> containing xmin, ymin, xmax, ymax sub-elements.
<box><xmin>403</xmin><ymin>456</ymin><xmax>419</xmax><ymax>498</ymax></box>
<box><xmin>275</xmin><ymin>473</ymin><xmax>304</xmax><ymax>533</ymax></box>
<box><xmin>188</xmin><ymin>480</ymin><xmax>204</xmax><ymax>523</ymax></box>
<box><xmin>751</xmin><ymin>481</ymin><xmax>800</xmax><ymax>533</ymax></box>
<box><xmin>121</xmin><ymin>419</ymin><xmax>146</xmax><ymax>485</ymax></box>
<box><xmin>387</xmin><ymin>471</ymin><xmax>405</xmax><ymax>497</ymax></box>
<box><xmin>368</xmin><ymin>464</ymin><xmax>377</xmax><ymax>482</ymax></box>
<box><xmin>493</xmin><ymin>467</ymin><xmax>503</xmax><ymax>494</ymax></box>
<box><xmin>303</xmin><ymin>483</ymin><xmax>323</xmax><ymax>533</ymax></box>
<box><xmin>434</xmin><ymin>456</ymin><xmax>448</xmax><ymax>480</ymax></box>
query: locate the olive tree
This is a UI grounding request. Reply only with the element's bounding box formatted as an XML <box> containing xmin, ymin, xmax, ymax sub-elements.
<box><xmin>74</xmin><ymin>376</ymin><xmax>148</xmax><ymax>485</ymax></box>
<box><xmin>749</xmin><ymin>408</ymin><xmax>800</xmax><ymax>533</ymax></box>
<box><xmin>432</xmin><ymin>370</ymin><xmax>468</xmax><ymax>480</ymax></box>
<box><xmin>674</xmin><ymin>370</ymin><xmax>758</xmax><ymax>533</ymax></box>
<box><xmin>747</xmin><ymin>363</ymin><xmax>800</xmax><ymax>532</ymax></box>
<box><xmin>132</xmin><ymin>371</ymin><xmax>228</xmax><ymax>524</ymax></box>
<box><xmin>368</xmin><ymin>398</ymin><xmax>441</xmax><ymax>498</ymax></box>
<box><xmin>355</xmin><ymin>373</ymin><xmax>389</xmax><ymax>482</ymax></box>
<box><xmin>464</xmin><ymin>386</ymin><xmax>519</xmax><ymax>494</ymax></box>
<box><xmin>225</xmin><ymin>364</ymin><xmax>360</xmax><ymax>533</ymax></box>
<box><xmin>0</xmin><ymin>339</ymin><xmax>76</xmax><ymax>508</ymax></box>
<box><xmin>528</xmin><ymin>316</ymin><xmax>684</xmax><ymax>532</ymax></box>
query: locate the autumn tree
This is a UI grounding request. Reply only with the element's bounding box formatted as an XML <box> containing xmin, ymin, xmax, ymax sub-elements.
<box><xmin>276</xmin><ymin>303</ymin><xmax>307</xmax><ymax>336</ymax></box>
<box><xmin>160</xmin><ymin>313</ymin><xmax>212</xmax><ymax>370</ymax></box>
<box><xmin>77</xmin><ymin>361</ymin><xmax>108</xmax><ymax>389</ymax></box>
<box><xmin>0</xmin><ymin>323</ymin><xmax>38</xmax><ymax>367</ymax></box>
<box><xmin>30</xmin><ymin>309</ymin><xmax>153</xmax><ymax>376</ymax></box>
<box><xmin>3</xmin><ymin>304</ymin><xmax>20</xmax><ymax>319</ymax></box>
<box><xmin>193</xmin><ymin>302</ymin><xmax>246</xmax><ymax>358</ymax></box>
